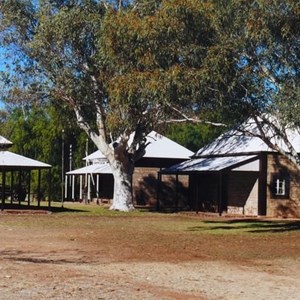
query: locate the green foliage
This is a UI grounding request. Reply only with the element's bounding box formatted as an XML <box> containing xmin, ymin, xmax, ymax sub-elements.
<box><xmin>0</xmin><ymin>104</ymin><xmax>91</xmax><ymax>200</ymax></box>
<box><xmin>0</xmin><ymin>0</ymin><xmax>235</xmax><ymax>142</ymax></box>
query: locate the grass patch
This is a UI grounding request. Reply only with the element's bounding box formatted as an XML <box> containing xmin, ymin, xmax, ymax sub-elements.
<box><xmin>1</xmin><ymin>205</ymin><xmax>300</xmax><ymax>262</ymax></box>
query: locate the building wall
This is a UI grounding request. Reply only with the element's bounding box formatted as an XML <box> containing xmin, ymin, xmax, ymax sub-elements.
<box><xmin>227</xmin><ymin>172</ymin><xmax>259</xmax><ymax>216</ymax></box>
<box><xmin>133</xmin><ymin>167</ymin><xmax>189</xmax><ymax>209</ymax></box>
<box><xmin>266</xmin><ymin>154</ymin><xmax>300</xmax><ymax>218</ymax></box>
<box><xmin>189</xmin><ymin>173</ymin><xmax>219</xmax><ymax>213</ymax></box>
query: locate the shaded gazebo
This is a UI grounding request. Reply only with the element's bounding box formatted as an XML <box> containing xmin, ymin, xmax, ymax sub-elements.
<box><xmin>0</xmin><ymin>136</ymin><xmax>52</xmax><ymax>210</ymax></box>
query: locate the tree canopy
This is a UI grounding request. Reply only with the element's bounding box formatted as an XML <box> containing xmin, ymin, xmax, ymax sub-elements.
<box><xmin>1</xmin><ymin>0</ymin><xmax>300</xmax><ymax>210</ymax></box>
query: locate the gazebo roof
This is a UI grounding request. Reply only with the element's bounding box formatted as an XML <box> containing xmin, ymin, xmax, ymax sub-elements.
<box><xmin>0</xmin><ymin>136</ymin><xmax>13</xmax><ymax>149</ymax></box>
<box><xmin>0</xmin><ymin>151</ymin><xmax>51</xmax><ymax>170</ymax></box>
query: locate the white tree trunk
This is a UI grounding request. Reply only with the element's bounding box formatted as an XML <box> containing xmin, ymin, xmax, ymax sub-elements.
<box><xmin>109</xmin><ymin>161</ymin><xmax>135</xmax><ymax>211</ymax></box>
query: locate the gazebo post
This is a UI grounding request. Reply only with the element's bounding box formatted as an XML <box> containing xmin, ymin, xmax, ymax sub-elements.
<box><xmin>2</xmin><ymin>171</ymin><xmax>6</xmax><ymax>211</ymax></box>
<box><xmin>37</xmin><ymin>169</ymin><xmax>41</xmax><ymax>208</ymax></box>
<box><xmin>10</xmin><ymin>171</ymin><xmax>14</xmax><ymax>204</ymax></box>
<box><xmin>18</xmin><ymin>171</ymin><xmax>22</xmax><ymax>206</ymax></box>
<box><xmin>48</xmin><ymin>168</ymin><xmax>52</xmax><ymax>209</ymax></box>
<box><xmin>27</xmin><ymin>170</ymin><xmax>31</xmax><ymax>207</ymax></box>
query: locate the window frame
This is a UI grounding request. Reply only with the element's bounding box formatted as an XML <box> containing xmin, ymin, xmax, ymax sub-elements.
<box><xmin>271</xmin><ymin>173</ymin><xmax>290</xmax><ymax>199</ymax></box>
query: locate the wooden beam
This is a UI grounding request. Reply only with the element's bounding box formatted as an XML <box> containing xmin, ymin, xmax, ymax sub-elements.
<box><xmin>258</xmin><ymin>153</ymin><xmax>268</xmax><ymax>216</ymax></box>
<box><xmin>37</xmin><ymin>169</ymin><xmax>41</xmax><ymax>207</ymax></box>
<box><xmin>2</xmin><ymin>171</ymin><xmax>5</xmax><ymax>211</ymax></box>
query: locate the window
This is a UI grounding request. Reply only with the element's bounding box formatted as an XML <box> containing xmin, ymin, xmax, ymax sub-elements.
<box><xmin>275</xmin><ymin>178</ymin><xmax>286</xmax><ymax>196</ymax></box>
<box><xmin>271</xmin><ymin>173</ymin><xmax>290</xmax><ymax>199</ymax></box>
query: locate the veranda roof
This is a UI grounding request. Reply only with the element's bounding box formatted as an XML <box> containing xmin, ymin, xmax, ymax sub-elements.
<box><xmin>84</xmin><ymin>131</ymin><xmax>194</xmax><ymax>162</ymax></box>
<box><xmin>0</xmin><ymin>151</ymin><xmax>51</xmax><ymax>170</ymax></box>
<box><xmin>67</xmin><ymin>163</ymin><xmax>112</xmax><ymax>175</ymax></box>
<box><xmin>162</xmin><ymin>155</ymin><xmax>259</xmax><ymax>174</ymax></box>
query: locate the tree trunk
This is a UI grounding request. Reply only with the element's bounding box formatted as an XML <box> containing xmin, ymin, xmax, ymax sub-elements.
<box><xmin>109</xmin><ymin>160</ymin><xmax>135</xmax><ymax>211</ymax></box>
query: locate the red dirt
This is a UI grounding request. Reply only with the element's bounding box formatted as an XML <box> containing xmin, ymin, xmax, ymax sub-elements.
<box><xmin>0</xmin><ymin>210</ymin><xmax>300</xmax><ymax>299</ymax></box>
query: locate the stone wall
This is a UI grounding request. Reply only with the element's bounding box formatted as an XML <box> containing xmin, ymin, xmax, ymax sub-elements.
<box><xmin>267</xmin><ymin>154</ymin><xmax>300</xmax><ymax>218</ymax></box>
<box><xmin>133</xmin><ymin>167</ymin><xmax>189</xmax><ymax>209</ymax></box>
<box><xmin>227</xmin><ymin>172</ymin><xmax>259</xmax><ymax>216</ymax></box>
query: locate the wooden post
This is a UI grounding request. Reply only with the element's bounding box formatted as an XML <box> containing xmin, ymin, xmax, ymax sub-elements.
<box><xmin>258</xmin><ymin>153</ymin><xmax>268</xmax><ymax>216</ymax></box>
<box><xmin>87</xmin><ymin>174</ymin><xmax>91</xmax><ymax>203</ymax></box>
<box><xmin>79</xmin><ymin>175</ymin><xmax>83</xmax><ymax>201</ymax></box>
<box><xmin>175</xmin><ymin>174</ymin><xmax>179</xmax><ymax>212</ymax></box>
<box><xmin>27</xmin><ymin>170</ymin><xmax>31</xmax><ymax>207</ymax></box>
<box><xmin>156</xmin><ymin>172</ymin><xmax>161</xmax><ymax>212</ymax></box>
<box><xmin>37</xmin><ymin>169</ymin><xmax>41</xmax><ymax>208</ymax></box>
<box><xmin>10</xmin><ymin>171</ymin><xmax>14</xmax><ymax>204</ymax></box>
<box><xmin>96</xmin><ymin>174</ymin><xmax>100</xmax><ymax>204</ymax></box>
<box><xmin>18</xmin><ymin>171</ymin><xmax>22</xmax><ymax>206</ymax></box>
<box><xmin>48</xmin><ymin>168</ymin><xmax>52</xmax><ymax>209</ymax></box>
<box><xmin>64</xmin><ymin>175</ymin><xmax>68</xmax><ymax>200</ymax></box>
<box><xmin>71</xmin><ymin>175</ymin><xmax>75</xmax><ymax>201</ymax></box>
<box><xmin>218</xmin><ymin>172</ymin><xmax>223</xmax><ymax>216</ymax></box>
<box><xmin>2</xmin><ymin>171</ymin><xmax>5</xmax><ymax>211</ymax></box>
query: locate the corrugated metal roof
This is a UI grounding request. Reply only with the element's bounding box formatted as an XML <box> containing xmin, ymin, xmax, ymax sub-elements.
<box><xmin>0</xmin><ymin>151</ymin><xmax>51</xmax><ymax>169</ymax></box>
<box><xmin>84</xmin><ymin>131</ymin><xmax>194</xmax><ymax>161</ymax></box>
<box><xmin>67</xmin><ymin>163</ymin><xmax>112</xmax><ymax>175</ymax></box>
<box><xmin>195</xmin><ymin>118</ymin><xmax>300</xmax><ymax>157</ymax></box>
<box><xmin>0</xmin><ymin>136</ymin><xmax>13</xmax><ymax>146</ymax></box>
<box><xmin>162</xmin><ymin>155</ymin><xmax>258</xmax><ymax>173</ymax></box>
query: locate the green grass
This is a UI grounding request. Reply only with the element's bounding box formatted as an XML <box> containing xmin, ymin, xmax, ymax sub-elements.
<box><xmin>3</xmin><ymin>201</ymin><xmax>300</xmax><ymax>236</ymax></box>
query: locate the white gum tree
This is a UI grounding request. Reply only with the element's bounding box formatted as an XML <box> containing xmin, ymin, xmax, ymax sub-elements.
<box><xmin>1</xmin><ymin>0</ymin><xmax>234</xmax><ymax>211</ymax></box>
<box><xmin>5</xmin><ymin>1</ymin><xmax>299</xmax><ymax>210</ymax></box>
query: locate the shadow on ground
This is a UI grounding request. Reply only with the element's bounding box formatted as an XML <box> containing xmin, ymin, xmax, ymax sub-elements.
<box><xmin>0</xmin><ymin>203</ymin><xmax>87</xmax><ymax>214</ymax></box>
<box><xmin>187</xmin><ymin>219</ymin><xmax>300</xmax><ymax>233</ymax></box>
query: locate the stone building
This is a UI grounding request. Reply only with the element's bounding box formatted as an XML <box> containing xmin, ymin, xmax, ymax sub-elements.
<box><xmin>66</xmin><ymin>131</ymin><xmax>193</xmax><ymax>208</ymax></box>
<box><xmin>162</xmin><ymin>119</ymin><xmax>300</xmax><ymax>217</ymax></box>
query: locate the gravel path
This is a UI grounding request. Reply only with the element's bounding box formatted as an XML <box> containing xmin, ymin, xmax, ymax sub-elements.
<box><xmin>0</xmin><ymin>258</ymin><xmax>299</xmax><ymax>299</ymax></box>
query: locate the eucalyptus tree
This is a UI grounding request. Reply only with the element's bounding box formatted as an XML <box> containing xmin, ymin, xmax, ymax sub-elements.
<box><xmin>213</xmin><ymin>0</ymin><xmax>300</xmax><ymax>167</ymax></box>
<box><xmin>0</xmin><ymin>0</ymin><xmax>244</xmax><ymax>210</ymax></box>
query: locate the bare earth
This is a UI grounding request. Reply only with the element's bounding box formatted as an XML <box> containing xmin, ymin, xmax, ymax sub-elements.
<box><xmin>0</xmin><ymin>209</ymin><xmax>300</xmax><ymax>300</ymax></box>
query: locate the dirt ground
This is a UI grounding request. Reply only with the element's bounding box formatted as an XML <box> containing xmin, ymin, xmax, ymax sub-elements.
<box><xmin>1</xmin><ymin>208</ymin><xmax>300</xmax><ymax>300</ymax></box>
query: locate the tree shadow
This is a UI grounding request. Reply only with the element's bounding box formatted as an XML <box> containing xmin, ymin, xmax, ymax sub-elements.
<box><xmin>0</xmin><ymin>249</ymin><xmax>89</xmax><ymax>264</ymax></box>
<box><xmin>134</xmin><ymin>174</ymin><xmax>189</xmax><ymax>211</ymax></box>
<box><xmin>1</xmin><ymin>203</ymin><xmax>87</xmax><ymax>213</ymax></box>
<box><xmin>187</xmin><ymin>219</ymin><xmax>300</xmax><ymax>233</ymax></box>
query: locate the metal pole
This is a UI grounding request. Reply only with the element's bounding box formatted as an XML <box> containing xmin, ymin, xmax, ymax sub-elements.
<box><xmin>69</xmin><ymin>144</ymin><xmax>72</xmax><ymax>172</ymax></box>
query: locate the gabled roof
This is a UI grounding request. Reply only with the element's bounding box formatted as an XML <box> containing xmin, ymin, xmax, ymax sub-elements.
<box><xmin>195</xmin><ymin>118</ymin><xmax>300</xmax><ymax>157</ymax></box>
<box><xmin>0</xmin><ymin>151</ymin><xmax>51</xmax><ymax>169</ymax></box>
<box><xmin>84</xmin><ymin>131</ymin><xmax>194</xmax><ymax>161</ymax></box>
<box><xmin>0</xmin><ymin>136</ymin><xmax>13</xmax><ymax>149</ymax></box>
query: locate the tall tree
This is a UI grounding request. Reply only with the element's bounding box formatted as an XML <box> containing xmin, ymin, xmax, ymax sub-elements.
<box><xmin>213</xmin><ymin>0</ymin><xmax>300</xmax><ymax>167</ymax></box>
<box><xmin>0</xmin><ymin>0</ymin><xmax>244</xmax><ymax>211</ymax></box>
